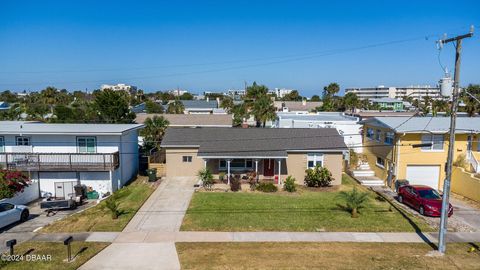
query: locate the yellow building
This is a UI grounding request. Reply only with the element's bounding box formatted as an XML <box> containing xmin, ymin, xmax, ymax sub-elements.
<box><xmin>361</xmin><ymin>117</ymin><xmax>480</xmax><ymax>190</ymax></box>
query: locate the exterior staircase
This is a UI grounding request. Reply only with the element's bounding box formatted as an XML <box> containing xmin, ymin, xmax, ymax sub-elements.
<box><xmin>351</xmin><ymin>162</ymin><xmax>384</xmax><ymax>187</ymax></box>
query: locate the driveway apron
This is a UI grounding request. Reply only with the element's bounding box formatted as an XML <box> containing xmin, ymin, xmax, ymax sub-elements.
<box><xmin>80</xmin><ymin>177</ymin><xmax>197</xmax><ymax>270</ymax></box>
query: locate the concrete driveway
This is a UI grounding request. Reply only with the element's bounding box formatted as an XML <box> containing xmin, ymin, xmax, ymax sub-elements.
<box><xmin>0</xmin><ymin>202</ymin><xmax>88</xmax><ymax>234</ymax></box>
<box><xmin>450</xmin><ymin>197</ymin><xmax>480</xmax><ymax>231</ymax></box>
<box><xmin>80</xmin><ymin>177</ymin><xmax>197</xmax><ymax>270</ymax></box>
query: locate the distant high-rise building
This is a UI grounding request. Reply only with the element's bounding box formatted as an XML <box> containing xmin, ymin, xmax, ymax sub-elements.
<box><xmin>100</xmin><ymin>83</ymin><xmax>137</xmax><ymax>92</ymax></box>
<box><xmin>345</xmin><ymin>85</ymin><xmax>442</xmax><ymax>100</ymax></box>
<box><xmin>271</xmin><ymin>88</ymin><xmax>295</xmax><ymax>98</ymax></box>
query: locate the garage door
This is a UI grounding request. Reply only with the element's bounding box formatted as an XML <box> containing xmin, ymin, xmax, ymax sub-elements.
<box><xmin>39</xmin><ymin>172</ymin><xmax>77</xmax><ymax>197</ymax></box>
<box><xmin>406</xmin><ymin>165</ymin><xmax>440</xmax><ymax>189</ymax></box>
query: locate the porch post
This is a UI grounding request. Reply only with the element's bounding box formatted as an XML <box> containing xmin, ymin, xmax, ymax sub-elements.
<box><xmin>227</xmin><ymin>159</ymin><xmax>231</xmax><ymax>185</ymax></box>
<box><xmin>277</xmin><ymin>159</ymin><xmax>282</xmax><ymax>186</ymax></box>
<box><xmin>203</xmin><ymin>158</ymin><xmax>207</xmax><ymax>168</ymax></box>
<box><xmin>255</xmin><ymin>159</ymin><xmax>259</xmax><ymax>182</ymax></box>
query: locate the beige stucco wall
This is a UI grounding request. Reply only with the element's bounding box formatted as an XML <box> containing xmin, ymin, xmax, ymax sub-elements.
<box><xmin>165</xmin><ymin>148</ymin><xmax>203</xmax><ymax>178</ymax></box>
<box><xmin>323</xmin><ymin>153</ymin><xmax>343</xmax><ymax>185</ymax></box>
<box><xmin>164</xmin><ymin>149</ymin><xmax>344</xmax><ymax>186</ymax></box>
<box><xmin>452</xmin><ymin>166</ymin><xmax>480</xmax><ymax>202</ymax></box>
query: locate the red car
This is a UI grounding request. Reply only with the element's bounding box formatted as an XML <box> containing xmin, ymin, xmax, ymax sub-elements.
<box><xmin>397</xmin><ymin>185</ymin><xmax>453</xmax><ymax>217</ymax></box>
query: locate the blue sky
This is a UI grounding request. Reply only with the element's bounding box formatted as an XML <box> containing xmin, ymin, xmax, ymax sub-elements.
<box><xmin>0</xmin><ymin>0</ymin><xmax>479</xmax><ymax>95</ymax></box>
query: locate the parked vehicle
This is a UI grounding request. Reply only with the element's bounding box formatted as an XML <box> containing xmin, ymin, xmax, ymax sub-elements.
<box><xmin>397</xmin><ymin>185</ymin><xmax>453</xmax><ymax>217</ymax></box>
<box><xmin>0</xmin><ymin>202</ymin><xmax>29</xmax><ymax>228</ymax></box>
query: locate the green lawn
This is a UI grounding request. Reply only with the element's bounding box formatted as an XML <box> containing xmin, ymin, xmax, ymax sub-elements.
<box><xmin>0</xmin><ymin>242</ymin><xmax>108</xmax><ymax>270</ymax></box>
<box><xmin>181</xmin><ymin>174</ymin><xmax>432</xmax><ymax>232</ymax></box>
<box><xmin>176</xmin><ymin>242</ymin><xmax>480</xmax><ymax>270</ymax></box>
<box><xmin>41</xmin><ymin>176</ymin><xmax>155</xmax><ymax>232</ymax></box>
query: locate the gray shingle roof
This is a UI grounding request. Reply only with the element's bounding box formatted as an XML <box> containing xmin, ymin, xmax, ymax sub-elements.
<box><xmin>363</xmin><ymin>117</ymin><xmax>480</xmax><ymax>133</ymax></box>
<box><xmin>0</xmin><ymin>121</ymin><xmax>144</xmax><ymax>135</ymax></box>
<box><xmin>135</xmin><ymin>114</ymin><xmax>232</xmax><ymax>127</ymax></box>
<box><xmin>161</xmin><ymin>127</ymin><xmax>347</xmax><ymax>157</ymax></box>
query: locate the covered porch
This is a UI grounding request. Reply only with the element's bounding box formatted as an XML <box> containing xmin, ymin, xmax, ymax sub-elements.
<box><xmin>201</xmin><ymin>157</ymin><xmax>287</xmax><ymax>185</ymax></box>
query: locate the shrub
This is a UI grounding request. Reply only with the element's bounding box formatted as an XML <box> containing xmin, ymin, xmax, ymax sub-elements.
<box><xmin>283</xmin><ymin>176</ymin><xmax>296</xmax><ymax>192</ymax></box>
<box><xmin>453</xmin><ymin>154</ymin><xmax>469</xmax><ymax>170</ymax></box>
<box><xmin>304</xmin><ymin>166</ymin><xmax>334</xmax><ymax>187</ymax></box>
<box><xmin>247</xmin><ymin>172</ymin><xmax>257</xmax><ymax>191</ymax></box>
<box><xmin>256</xmin><ymin>182</ymin><xmax>278</xmax><ymax>193</ymax></box>
<box><xmin>197</xmin><ymin>168</ymin><xmax>214</xmax><ymax>190</ymax></box>
<box><xmin>105</xmin><ymin>196</ymin><xmax>121</xmax><ymax>219</ymax></box>
<box><xmin>337</xmin><ymin>187</ymin><xmax>369</xmax><ymax>218</ymax></box>
<box><xmin>349</xmin><ymin>149</ymin><xmax>358</xmax><ymax>170</ymax></box>
<box><xmin>219</xmin><ymin>172</ymin><xmax>226</xmax><ymax>182</ymax></box>
<box><xmin>230</xmin><ymin>177</ymin><xmax>241</xmax><ymax>192</ymax></box>
<box><xmin>0</xmin><ymin>170</ymin><xmax>30</xmax><ymax>199</ymax></box>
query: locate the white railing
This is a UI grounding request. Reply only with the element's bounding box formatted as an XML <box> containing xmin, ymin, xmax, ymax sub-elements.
<box><xmin>0</xmin><ymin>152</ymin><xmax>119</xmax><ymax>171</ymax></box>
<box><xmin>468</xmin><ymin>150</ymin><xmax>480</xmax><ymax>173</ymax></box>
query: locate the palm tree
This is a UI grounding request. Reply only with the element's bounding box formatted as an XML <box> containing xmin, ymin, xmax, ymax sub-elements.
<box><xmin>432</xmin><ymin>99</ymin><xmax>449</xmax><ymax>116</ymax></box>
<box><xmin>220</xmin><ymin>97</ymin><xmax>234</xmax><ymax>113</ymax></box>
<box><xmin>245</xmin><ymin>82</ymin><xmax>268</xmax><ymax>101</ymax></box>
<box><xmin>167</xmin><ymin>100</ymin><xmax>184</xmax><ymax>114</ymax></box>
<box><xmin>141</xmin><ymin>115</ymin><xmax>170</xmax><ymax>152</ymax></box>
<box><xmin>40</xmin><ymin>86</ymin><xmax>59</xmax><ymax>114</ymax></box>
<box><xmin>251</xmin><ymin>95</ymin><xmax>276</xmax><ymax>127</ymax></box>
<box><xmin>343</xmin><ymin>92</ymin><xmax>359</xmax><ymax>113</ymax></box>
<box><xmin>337</xmin><ymin>187</ymin><xmax>369</xmax><ymax>218</ymax></box>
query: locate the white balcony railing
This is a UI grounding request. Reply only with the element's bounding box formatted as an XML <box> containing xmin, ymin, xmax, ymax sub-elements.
<box><xmin>0</xmin><ymin>152</ymin><xmax>120</xmax><ymax>171</ymax></box>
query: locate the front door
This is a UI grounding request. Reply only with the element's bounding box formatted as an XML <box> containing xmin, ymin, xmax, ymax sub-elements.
<box><xmin>263</xmin><ymin>159</ymin><xmax>275</xmax><ymax>177</ymax></box>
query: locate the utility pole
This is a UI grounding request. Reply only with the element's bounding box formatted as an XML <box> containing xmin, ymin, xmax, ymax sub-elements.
<box><xmin>437</xmin><ymin>26</ymin><xmax>474</xmax><ymax>254</ymax></box>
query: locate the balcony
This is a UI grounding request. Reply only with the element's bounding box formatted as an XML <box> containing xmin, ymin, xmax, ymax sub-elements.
<box><xmin>0</xmin><ymin>152</ymin><xmax>120</xmax><ymax>171</ymax></box>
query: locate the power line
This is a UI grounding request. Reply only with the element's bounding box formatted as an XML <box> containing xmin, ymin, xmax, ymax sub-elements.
<box><xmin>0</xmin><ymin>33</ymin><xmax>450</xmax><ymax>87</ymax></box>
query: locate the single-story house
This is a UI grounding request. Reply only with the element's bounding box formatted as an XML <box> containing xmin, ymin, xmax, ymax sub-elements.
<box><xmin>274</xmin><ymin>112</ymin><xmax>362</xmax><ymax>153</ymax></box>
<box><xmin>0</xmin><ymin>121</ymin><xmax>144</xmax><ymax>199</ymax></box>
<box><xmin>273</xmin><ymin>101</ymin><xmax>323</xmax><ymax>113</ymax></box>
<box><xmin>160</xmin><ymin>127</ymin><xmax>347</xmax><ymax>185</ymax></box>
<box><xmin>135</xmin><ymin>113</ymin><xmax>233</xmax><ymax>127</ymax></box>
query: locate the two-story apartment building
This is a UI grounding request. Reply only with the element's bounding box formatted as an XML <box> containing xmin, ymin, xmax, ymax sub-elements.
<box><xmin>361</xmin><ymin>117</ymin><xmax>480</xmax><ymax>190</ymax></box>
<box><xmin>0</xmin><ymin>121</ymin><xmax>143</xmax><ymax>199</ymax></box>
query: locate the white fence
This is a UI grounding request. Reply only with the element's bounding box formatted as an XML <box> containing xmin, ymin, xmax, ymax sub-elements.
<box><xmin>0</xmin><ymin>180</ymin><xmax>39</xmax><ymax>205</ymax></box>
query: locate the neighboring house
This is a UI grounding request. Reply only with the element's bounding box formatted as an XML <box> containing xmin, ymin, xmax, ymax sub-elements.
<box><xmin>274</xmin><ymin>112</ymin><xmax>363</xmax><ymax>153</ymax></box>
<box><xmin>370</xmin><ymin>98</ymin><xmax>404</xmax><ymax>111</ymax></box>
<box><xmin>135</xmin><ymin>114</ymin><xmax>233</xmax><ymax>127</ymax></box>
<box><xmin>345</xmin><ymin>85</ymin><xmax>442</xmax><ymax>100</ymax></box>
<box><xmin>273</xmin><ymin>101</ymin><xmax>323</xmax><ymax>113</ymax></box>
<box><xmin>176</xmin><ymin>99</ymin><xmax>224</xmax><ymax>114</ymax></box>
<box><xmin>131</xmin><ymin>102</ymin><xmax>165</xmax><ymax>114</ymax></box>
<box><xmin>361</xmin><ymin>117</ymin><xmax>480</xmax><ymax>190</ymax></box>
<box><xmin>0</xmin><ymin>121</ymin><xmax>144</xmax><ymax>198</ymax></box>
<box><xmin>0</xmin><ymin>101</ymin><xmax>11</xmax><ymax>111</ymax></box>
<box><xmin>160</xmin><ymin>128</ymin><xmax>347</xmax><ymax>185</ymax></box>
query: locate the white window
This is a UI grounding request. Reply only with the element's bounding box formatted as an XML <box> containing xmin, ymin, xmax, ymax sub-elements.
<box><xmin>15</xmin><ymin>136</ymin><xmax>30</xmax><ymax>146</ymax></box>
<box><xmin>366</xmin><ymin>128</ymin><xmax>374</xmax><ymax>140</ymax></box>
<box><xmin>376</xmin><ymin>156</ymin><xmax>385</xmax><ymax>168</ymax></box>
<box><xmin>421</xmin><ymin>134</ymin><xmax>444</xmax><ymax>151</ymax></box>
<box><xmin>0</xmin><ymin>136</ymin><xmax>4</xmax><ymax>152</ymax></box>
<box><xmin>307</xmin><ymin>153</ymin><xmax>324</xmax><ymax>169</ymax></box>
<box><xmin>182</xmin><ymin>156</ymin><xmax>192</xmax><ymax>162</ymax></box>
<box><xmin>384</xmin><ymin>132</ymin><xmax>394</xmax><ymax>145</ymax></box>
<box><xmin>77</xmin><ymin>137</ymin><xmax>96</xmax><ymax>153</ymax></box>
<box><xmin>375</xmin><ymin>130</ymin><xmax>381</xmax><ymax>141</ymax></box>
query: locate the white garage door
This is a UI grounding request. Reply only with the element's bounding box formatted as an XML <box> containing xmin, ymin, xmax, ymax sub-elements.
<box><xmin>406</xmin><ymin>165</ymin><xmax>440</xmax><ymax>189</ymax></box>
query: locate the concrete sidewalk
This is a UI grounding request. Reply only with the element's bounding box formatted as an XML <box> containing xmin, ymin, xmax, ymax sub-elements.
<box><xmin>5</xmin><ymin>230</ymin><xmax>480</xmax><ymax>245</ymax></box>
